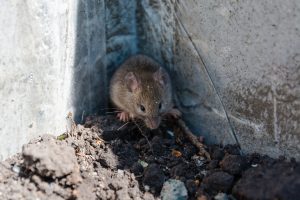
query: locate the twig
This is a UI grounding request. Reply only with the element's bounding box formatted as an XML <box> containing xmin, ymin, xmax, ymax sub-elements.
<box><xmin>133</xmin><ymin>120</ymin><xmax>154</xmax><ymax>155</ymax></box>
<box><xmin>177</xmin><ymin>119</ymin><xmax>211</xmax><ymax>160</ymax></box>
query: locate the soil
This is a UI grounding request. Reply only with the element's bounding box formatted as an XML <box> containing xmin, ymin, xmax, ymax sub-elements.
<box><xmin>0</xmin><ymin>115</ymin><xmax>299</xmax><ymax>200</ymax></box>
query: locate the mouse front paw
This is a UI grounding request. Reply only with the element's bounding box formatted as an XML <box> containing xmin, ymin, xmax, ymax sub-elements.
<box><xmin>117</xmin><ymin>111</ymin><xmax>131</xmax><ymax>122</ymax></box>
<box><xmin>166</xmin><ymin>108</ymin><xmax>182</xmax><ymax>119</ymax></box>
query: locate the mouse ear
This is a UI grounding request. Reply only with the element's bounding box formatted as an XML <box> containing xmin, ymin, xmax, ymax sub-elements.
<box><xmin>153</xmin><ymin>67</ymin><xmax>168</xmax><ymax>87</ymax></box>
<box><xmin>125</xmin><ymin>72</ymin><xmax>140</xmax><ymax>92</ymax></box>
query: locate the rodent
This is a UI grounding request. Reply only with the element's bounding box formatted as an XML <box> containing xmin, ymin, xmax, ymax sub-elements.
<box><xmin>109</xmin><ymin>55</ymin><xmax>180</xmax><ymax>129</ymax></box>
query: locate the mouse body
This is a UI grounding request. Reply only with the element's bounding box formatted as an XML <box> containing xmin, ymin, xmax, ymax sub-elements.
<box><xmin>109</xmin><ymin>55</ymin><xmax>178</xmax><ymax>129</ymax></box>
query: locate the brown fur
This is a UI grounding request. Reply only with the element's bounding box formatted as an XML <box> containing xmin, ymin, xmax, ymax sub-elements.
<box><xmin>109</xmin><ymin>55</ymin><xmax>173</xmax><ymax>129</ymax></box>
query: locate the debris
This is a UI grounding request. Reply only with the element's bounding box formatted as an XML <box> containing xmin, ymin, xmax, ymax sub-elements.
<box><xmin>210</xmin><ymin>146</ymin><xmax>225</xmax><ymax>161</ymax></box>
<box><xmin>233</xmin><ymin>162</ymin><xmax>300</xmax><ymax>200</ymax></box>
<box><xmin>214</xmin><ymin>193</ymin><xmax>229</xmax><ymax>200</ymax></box>
<box><xmin>206</xmin><ymin>160</ymin><xmax>219</xmax><ymax>170</ymax></box>
<box><xmin>138</xmin><ymin>159</ymin><xmax>149</xmax><ymax>168</ymax></box>
<box><xmin>172</xmin><ymin>149</ymin><xmax>182</xmax><ymax>157</ymax></box>
<box><xmin>160</xmin><ymin>179</ymin><xmax>188</xmax><ymax>200</ymax></box>
<box><xmin>57</xmin><ymin>133</ymin><xmax>68</xmax><ymax>141</ymax></box>
<box><xmin>192</xmin><ymin>155</ymin><xmax>206</xmax><ymax>167</ymax></box>
<box><xmin>167</xmin><ymin>130</ymin><xmax>175</xmax><ymax>137</ymax></box>
<box><xmin>131</xmin><ymin>162</ymin><xmax>144</xmax><ymax>175</ymax></box>
<box><xmin>220</xmin><ymin>155</ymin><xmax>248</xmax><ymax>175</ymax></box>
<box><xmin>143</xmin><ymin>164</ymin><xmax>166</xmax><ymax>194</ymax></box>
<box><xmin>0</xmin><ymin>115</ymin><xmax>299</xmax><ymax>200</ymax></box>
<box><xmin>202</xmin><ymin>171</ymin><xmax>234</xmax><ymax>193</ymax></box>
<box><xmin>12</xmin><ymin>164</ymin><xmax>20</xmax><ymax>174</ymax></box>
<box><xmin>177</xmin><ymin>119</ymin><xmax>211</xmax><ymax>160</ymax></box>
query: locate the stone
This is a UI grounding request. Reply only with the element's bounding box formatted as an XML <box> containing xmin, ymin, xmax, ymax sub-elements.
<box><xmin>160</xmin><ymin>179</ymin><xmax>188</xmax><ymax>200</ymax></box>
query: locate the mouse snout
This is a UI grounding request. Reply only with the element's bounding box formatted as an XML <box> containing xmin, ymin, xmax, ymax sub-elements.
<box><xmin>145</xmin><ymin>117</ymin><xmax>161</xmax><ymax>130</ymax></box>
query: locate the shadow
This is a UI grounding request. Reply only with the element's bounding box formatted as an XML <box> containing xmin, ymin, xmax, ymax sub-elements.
<box><xmin>73</xmin><ymin>0</ymin><xmax>138</xmax><ymax>123</ymax></box>
<box><xmin>85</xmin><ymin>115</ymin><xmax>201</xmax><ymax>196</ymax></box>
<box><xmin>73</xmin><ymin>0</ymin><xmax>107</xmax><ymax>123</ymax></box>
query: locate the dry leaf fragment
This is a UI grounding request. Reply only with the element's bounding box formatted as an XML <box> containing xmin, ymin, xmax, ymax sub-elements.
<box><xmin>172</xmin><ymin>149</ymin><xmax>182</xmax><ymax>157</ymax></box>
<box><xmin>96</xmin><ymin>139</ymin><xmax>104</xmax><ymax>145</ymax></box>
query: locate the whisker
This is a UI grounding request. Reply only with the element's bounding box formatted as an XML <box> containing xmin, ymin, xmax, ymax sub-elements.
<box><xmin>117</xmin><ymin>122</ymin><xmax>129</xmax><ymax>130</ymax></box>
<box><xmin>98</xmin><ymin>107</ymin><xmax>120</xmax><ymax>111</ymax></box>
<box><xmin>105</xmin><ymin>111</ymin><xmax>122</xmax><ymax>114</ymax></box>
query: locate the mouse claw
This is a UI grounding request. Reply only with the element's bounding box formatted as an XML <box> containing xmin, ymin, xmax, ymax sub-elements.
<box><xmin>117</xmin><ymin>112</ymin><xmax>130</xmax><ymax>122</ymax></box>
<box><xmin>166</xmin><ymin>108</ymin><xmax>182</xmax><ymax>119</ymax></box>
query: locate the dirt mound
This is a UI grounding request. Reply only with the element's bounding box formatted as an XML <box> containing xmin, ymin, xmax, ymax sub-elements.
<box><xmin>0</xmin><ymin>115</ymin><xmax>299</xmax><ymax>200</ymax></box>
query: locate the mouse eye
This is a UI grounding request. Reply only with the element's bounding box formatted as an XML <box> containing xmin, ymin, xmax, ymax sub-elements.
<box><xmin>140</xmin><ymin>105</ymin><xmax>146</xmax><ymax>112</ymax></box>
<box><xmin>158</xmin><ymin>102</ymin><xmax>162</xmax><ymax>110</ymax></box>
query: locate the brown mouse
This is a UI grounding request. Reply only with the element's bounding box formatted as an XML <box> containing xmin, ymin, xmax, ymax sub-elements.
<box><xmin>109</xmin><ymin>55</ymin><xmax>180</xmax><ymax>129</ymax></box>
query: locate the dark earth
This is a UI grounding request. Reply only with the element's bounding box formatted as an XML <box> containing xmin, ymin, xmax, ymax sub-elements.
<box><xmin>0</xmin><ymin>115</ymin><xmax>299</xmax><ymax>200</ymax></box>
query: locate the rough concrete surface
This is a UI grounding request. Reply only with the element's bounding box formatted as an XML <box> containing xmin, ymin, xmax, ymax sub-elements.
<box><xmin>0</xmin><ymin>0</ymin><xmax>107</xmax><ymax>160</ymax></box>
<box><xmin>173</xmin><ymin>0</ymin><xmax>300</xmax><ymax>159</ymax></box>
<box><xmin>0</xmin><ymin>0</ymin><xmax>299</xmax><ymax>160</ymax></box>
<box><xmin>0</xmin><ymin>0</ymin><xmax>77</xmax><ymax>160</ymax></box>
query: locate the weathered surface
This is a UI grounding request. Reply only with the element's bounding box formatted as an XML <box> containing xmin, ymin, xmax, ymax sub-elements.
<box><xmin>0</xmin><ymin>0</ymin><xmax>106</xmax><ymax>160</ymax></box>
<box><xmin>0</xmin><ymin>0</ymin><xmax>299</xmax><ymax>161</ymax></box>
<box><xmin>73</xmin><ymin>0</ymin><xmax>106</xmax><ymax>121</ymax></box>
<box><xmin>173</xmin><ymin>0</ymin><xmax>300</xmax><ymax>159</ymax></box>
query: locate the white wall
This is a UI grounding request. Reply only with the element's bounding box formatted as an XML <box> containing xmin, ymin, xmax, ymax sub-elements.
<box><xmin>0</xmin><ymin>0</ymin><xmax>106</xmax><ymax>159</ymax></box>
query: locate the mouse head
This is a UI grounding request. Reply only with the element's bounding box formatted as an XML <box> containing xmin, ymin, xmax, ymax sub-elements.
<box><xmin>125</xmin><ymin>67</ymin><xmax>172</xmax><ymax>129</ymax></box>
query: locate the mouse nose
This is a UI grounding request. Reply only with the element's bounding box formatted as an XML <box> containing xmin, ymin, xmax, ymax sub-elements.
<box><xmin>145</xmin><ymin>117</ymin><xmax>161</xmax><ymax>129</ymax></box>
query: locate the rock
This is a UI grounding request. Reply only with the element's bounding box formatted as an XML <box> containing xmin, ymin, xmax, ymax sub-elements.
<box><xmin>214</xmin><ymin>193</ymin><xmax>229</xmax><ymax>200</ymax></box>
<box><xmin>12</xmin><ymin>164</ymin><xmax>21</xmax><ymax>174</ymax></box>
<box><xmin>160</xmin><ymin>179</ymin><xmax>188</xmax><ymax>200</ymax></box>
<box><xmin>202</xmin><ymin>171</ymin><xmax>234</xmax><ymax>193</ymax></box>
<box><xmin>151</xmin><ymin>136</ymin><xmax>164</xmax><ymax>156</ymax></box>
<box><xmin>131</xmin><ymin>162</ymin><xmax>144</xmax><ymax>175</ymax></box>
<box><xmin>143</xmin><ymin>164</ymin><xmax>165</xmax><ymax>194</ymax></box>
<box><xmin>206</xmin><ymin>160</ymin><xmax>219</xmax><ymax>170</ymax></box>
<box><xmin>22</xmin><ymin>135</ymin><xmax>81</xmax><ymax>184</ymax></box>
<box><xmin>220</xmin><ymin>155</ymin><xmax>248</xmax><ymax>175</ymax></box>
<box><xmin>183</xmin><ymin>145</ymin><xmax>197</xmax><ymax>159</ymax></box>
<box><xmin>210</xmin><ymin>146</ymin><xmax>225</xmax><ymax>161</ymax></box>
<box><xmin>224</xmin><ymin>145</ymin><xmax>241</xmax><ymax>155</ymax></box>
<box><xmin>185</xmin><ymin>179</ymin><xmax>197</xmax><ymax>196</ymax></box>
<box><xmin>232</xmin><ymin>163</ymin><xmax>300</xmax><ymax>200</ymax></box>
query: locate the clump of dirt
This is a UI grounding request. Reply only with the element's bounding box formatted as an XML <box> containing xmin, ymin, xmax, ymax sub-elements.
<box><xmin>0</xmin><ymin>115</ymin><xmax>299</xmax><ymax>200</ymax></box>
<box><xmin>0</xmin><ymin>135</ymin><xmax>82</xmax><ymax>200</ymax></box>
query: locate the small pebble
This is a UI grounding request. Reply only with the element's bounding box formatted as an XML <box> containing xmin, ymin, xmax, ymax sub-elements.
<box><xmin>160</xmin><ymin>179</ymin><xmax>188</xmax><ymax>200</ymax></box>
<box><xmin>12</xmin><ymin>164</ymin><xmax>20</xmax><ymax>174</ymax></box>
<box><xmin>214</xmin><ymin>193</ymin><xmax>229</xmax><ymax>200</ymax></box>
<box><xmin>138</xmin><ymin>160</ymin><xmax>149</xmax><ymax>168</ymax></box>
<box><xmin>167</xmin><ymin>130</ymin><xmax>174</xmax><ymax>137</ymax></box>
<box><xmin>251</xmin><ymin>164</ymin><xmax>258</xmax><ymax>168</ymax></box>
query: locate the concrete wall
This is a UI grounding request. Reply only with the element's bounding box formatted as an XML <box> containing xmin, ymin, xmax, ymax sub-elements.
<box><xmin>0</xmin><ymin>0</ymin><xmax>299</xmax><ymax>160</ymax></box>
<box><xmin>173</xmin><ymin>0</ymin><xmax>300</xmax><ymax>159</ymax></box>
<box><xmin>0</xmin><ymin>0</ymin><xmax>107</xmax><ymax>160</ymax></box>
